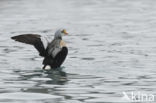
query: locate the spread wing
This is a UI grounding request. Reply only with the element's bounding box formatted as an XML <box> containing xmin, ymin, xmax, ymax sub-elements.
<box><xmin>11</xmin><ymin>34</ymin><xmax>49</xmax><ymax>57</ymax></box>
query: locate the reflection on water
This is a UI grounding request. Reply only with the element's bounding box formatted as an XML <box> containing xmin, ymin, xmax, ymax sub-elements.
<box><xmin>0</xmin><ymin>0</ymin><xmax>156</xmax><ymax>102</ymax></box>
<box><xmin>44</xmin><ymin>69</ymin><xmax>67</xmax><ymax>85</ymax></box>
<box><xmin>14</xmin><ymin>67</ymin><xmax>68</xmax><ymax>85</ymax></box>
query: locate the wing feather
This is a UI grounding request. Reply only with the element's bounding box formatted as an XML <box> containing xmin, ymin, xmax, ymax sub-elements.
<box><xmin>11</xmin><ymin>34</ymin><xmax>48</xmax><ymax>57</ymax></box>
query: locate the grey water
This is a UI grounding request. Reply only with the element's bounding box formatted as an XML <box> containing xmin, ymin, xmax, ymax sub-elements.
<box><xmin>0</xmin><ymin>0</ymin><xmax>156</xmax><ymax>103</ymax></box>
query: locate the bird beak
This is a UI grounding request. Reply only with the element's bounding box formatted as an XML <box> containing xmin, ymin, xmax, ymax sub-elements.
<box><xmin>63</xmin><ymin>29</ymin><xmax>68</xmax><ymax>35</ymax></box>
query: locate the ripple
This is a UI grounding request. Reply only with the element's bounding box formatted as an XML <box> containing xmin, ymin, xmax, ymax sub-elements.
<box><xmin>122</xmin><ymin>81</ymin><xmax>138</xmax><ymax>86</ymax></box>
<box><xmin>69</xmin><ymin>56</ymin><xmax>77</xmax><ymax>58</ymax></box>
<box><xmin>81</xmin><ymin>57</ymin><xmax>95</xmax><ymax>60</ymax></box>
<box><xmin>87</xmin><ymin>44</ymin><xmax>104</xmax><ymax>47</ymax></box>
<box><xmin>13</xmin><ymin>46</ymin><xmax>24</xmax><ymax>49</ymax></box>
<box><xmin>82</xmin><ymin>38</ymin><xmax>89</xmax><ymax>40</ymax></box>
<box><xmin>3</xmin><ymin>48</ymin><xmax>16</xmax><ymax>53</ymax></box>
<box><xmin>41</xmin><ymin>29</ymin><xmax>53</xmax><ymax>33</ymax></box>
<box><xmin>137</xmin><ymin>75</ymin><xmax>152</xmax><ymax>80</ymax></box>
<box><xmin>74</xmin><ymin>34</ymin><xmax>92</xmax><ymax>37</ymax></box>
<box><xmin>0</xmin><ymin>92</ymin><xmax>62</xmax><ymax>100</ymax></box>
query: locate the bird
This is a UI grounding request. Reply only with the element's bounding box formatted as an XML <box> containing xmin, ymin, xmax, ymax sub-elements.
<box><xmin>11</xmin><ymin>29</ymin><xmax>68</xmax><ymax>70</ymax></box>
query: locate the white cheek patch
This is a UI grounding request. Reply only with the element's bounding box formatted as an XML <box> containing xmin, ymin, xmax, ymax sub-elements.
<box><xmin>41</xmin><ymin>36</ymin><xmax>49</xmax><ymax>49</ymax></box>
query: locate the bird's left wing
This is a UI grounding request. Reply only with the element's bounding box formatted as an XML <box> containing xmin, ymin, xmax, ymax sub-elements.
<box><xmin>11</xmin><ymin>34</ymin><xmax>49</xmax><ymax>57</ymax></box>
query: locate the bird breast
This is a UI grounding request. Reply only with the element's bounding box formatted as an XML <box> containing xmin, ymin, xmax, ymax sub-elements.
<box><xmin>60</xmin><ymin>40</ymin><xmax>66</xmax><ymax>47</ymax></box>
<box><xmin>48</xmin><ymin>39</ymin><xmax>66</xmax><ymax>58</ymax></box>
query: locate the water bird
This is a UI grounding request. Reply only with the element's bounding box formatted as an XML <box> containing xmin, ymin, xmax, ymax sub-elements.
<box><xmin>11</xmin><ymin>29</ymin><xmax>68</xmax><ymax>70</ymax></box>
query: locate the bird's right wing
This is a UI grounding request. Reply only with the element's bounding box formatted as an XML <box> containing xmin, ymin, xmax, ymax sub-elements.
<box><xmin>11</xmin><ymin>34</ymin><xmax>49</xmax><ymax>57</ymax></box>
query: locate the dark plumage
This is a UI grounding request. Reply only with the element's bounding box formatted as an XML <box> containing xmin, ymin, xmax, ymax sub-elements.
<box><xmin>11</xmin><ymin>29</ymin><xmax>68</xmax><ymax>69</ymax></box>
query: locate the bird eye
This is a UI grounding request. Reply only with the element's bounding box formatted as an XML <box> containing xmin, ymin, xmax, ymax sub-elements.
<box><xmin>61</xmin><ymin>29</ymin><xmax>68</xmax><ymax>35</ymax></box>
<box><xmin>61</xmin><ymin>29</ymin><xmax>65</xmax><ymax>33</ymax></box>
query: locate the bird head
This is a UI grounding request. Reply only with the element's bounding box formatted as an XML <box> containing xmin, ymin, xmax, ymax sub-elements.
<box><xmin>54</xmin><ymin>29</ymin><xmax>68</xmax><ymax>39</ymax></box>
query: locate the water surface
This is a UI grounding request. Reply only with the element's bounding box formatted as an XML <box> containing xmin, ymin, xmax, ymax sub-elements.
<box><xmin>0</xmin><ymin>0</ymin><xmax>156</xmax><ymax>102</ymax></box>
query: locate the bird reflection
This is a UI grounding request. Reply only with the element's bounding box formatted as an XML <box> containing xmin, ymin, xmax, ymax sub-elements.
<box><xmin>43</xmin><ymin>67</ymin><xmax>68</xmax><ymax>85</ymax></box>
<box><xmin>14</xmin><ymin>67</ymin><xmax>68</xmax><ymax>85</ymax></box>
